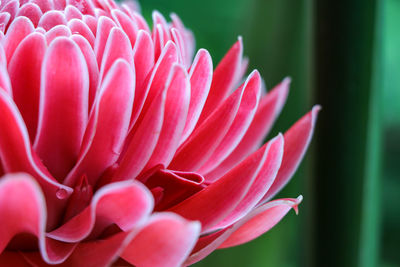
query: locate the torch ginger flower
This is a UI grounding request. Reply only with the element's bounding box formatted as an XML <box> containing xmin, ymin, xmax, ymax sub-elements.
<box><xmin>0</xmin><ymin>0</ymin><xmax>319</xmax><ymax>266</ymax></box>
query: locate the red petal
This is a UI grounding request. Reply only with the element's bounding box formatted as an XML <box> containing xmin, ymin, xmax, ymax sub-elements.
<box><xmin>4</xmin><ymin>16</ymin><xmax>34</xmax><ymax>62</ymax></box>
<box><xmin>122</xmin><ymin>213</ymin><xmax>200</xmax><ymax>267</ymax></box>
<box><xmin>180</xmin><ymin>48</ymin><xmax>213</xmax><ymax>144</ymax></box>
<box><xmin>205</xmin><ymin>78</ymin><xmax>290</xmax><ymax>181</ymax></box>
<box><xmin>93</xmin><ymin>16</ymin><xmax>116</xmax><ymax>67</ymax></box>
<box><xmin>186</xmin><ymin>197</ymin><xmax>302</xmax><ymax>265</ymax></box>
<box><xmin>47</xmin><ymin>180</ymin><xmax>153</xmax><ymax>243</ymax></box>
<box><xmin>199</xmin><ymin>70</ymin><xmax>261</xmax><ymax>174</ymax></box>
<box><xmin>45</xmin><ymin>25</ymin><xmax>71</xmax><ymax>44</ymax></box>
<box><xmin>16</xmin><ymin>3</ymin><xmax>43</xmax><ymax>27</ymax></box>
<box><xmin>111</xmin><ymin>9</ymin><xmax>138</xmax><ymax>47</ymax></box>
<box><xmin>0</xmin><ymin>91</ymin><xmax>72</xmax><ymax>228</ymax></box>
<box><xmin>169</xmin><ymin>135</ymin><xmax>276</xmax><ymax>232</ymax></box>
<box><xmin>169</xmin><ymin>73</ymin><xmax>245</xmax><ymax>172</ymax></box>
<box><xmin>34</xmin><ymin>37</ymin><xmax>89</xmax><ymax>180</ymax></box>
<box><xmin>68</xmin><ymin>19</ymin><xmax>95</xmax><ymax>48</ymax></box>
<box><xmin>64</xmin><ymin>59</ymin><xmax>134</xmax><ymax>187</ymax></box>
<box><xmin>196</xmin><ymin>37</ymin><xmax>243</xmax><ymax>125</ymax></box>
<box><xmin>261</xmin><ymin>106</ymin><xmax>320</xmax><ymax>202</ymax></box>
<box><xmin>212</xmin><ymin>134</ymin><xmax>284</xmax><ymax>229</ymax></box>
<box><xmin>8</xmin><ymin>32</ymin><xmax>46</xmax><ymax>141</ymax></box>
<box><xmin>99</xmin><ymin>27</ymin><xmax>133</xmax><ymax>82</ymax></box>
<box><xmin>38</xmin><ymin>10</ymin><xmax>67</xmax><ymax>31</ymax></box>
<box><xmin>144</xmin><ymin>64</ymin><xmax>190</xmax><ymax>169</ymax></box>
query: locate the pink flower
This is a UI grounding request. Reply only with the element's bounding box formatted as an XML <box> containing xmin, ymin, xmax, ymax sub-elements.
<box><xmin>0</xmin><ymin>0</ymin><xmax>319</xmax><ymax>266</ymax></box>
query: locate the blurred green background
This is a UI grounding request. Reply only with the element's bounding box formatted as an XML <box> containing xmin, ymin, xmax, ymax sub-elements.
<box><xmin>138</xmin><ymin>0</ymin><xmax>398</xmax><ymax>266</ymax></box>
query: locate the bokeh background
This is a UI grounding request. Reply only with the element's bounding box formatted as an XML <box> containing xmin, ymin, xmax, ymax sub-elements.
<box><xmin>138</xmin><ymin>1</ymin><xmax>399</xmax><ymax>266</ymax></box>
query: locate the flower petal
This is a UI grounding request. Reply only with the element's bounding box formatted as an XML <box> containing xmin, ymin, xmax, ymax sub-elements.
<box><xmin>16</xmin><ymin>3</ymin><xmax>43</xmax><ymax>27</ymax></box>
<box><xmin>93</xmin><ymin>16</ymin><xmax>116</xmax><ymax>67</ymax></box>
<box><xmin>47</xmin><ymin>180</ymin><xmax>153</xmax><ymax>242</ymax></box>
<box><xmin>261</xmin><ymin>105</ymin><xmax>320</xmax><ymax>202</ymax></box>
<box><xmin>64</xmin><ymin>59</ymin><xmax>134</xmax><ymax>187</ymax></box>
<box><xmin>179</xmin><ymin>48</ymin><xmax>213</xmax><ymax>144</ymax></box>
<box><xmin>4</xmin><ymin>16</ymin><xmax>34</xmax><ymax>62</ymax></box>
<box><xmin>199</xmin><ymin>70</ymin><xmax>261</xmax><ymax>174</ymax></box>
<box><xmin>34</xmin><ymin>37</ymin><xmax>89</xmax><ymax>180</ymax></box>
<box><xmin>205</xmin><ymin>78</ymin><xmax>290</xmax><ymax>181</ymax></box>
<box><xmin>0</xmin><ymin>91</ymin><xmax>72</xmax><ymax>228</ymax></box>
<box><xmin>186</xmin><ymin>196</ymin><xmax>302</xmax><ymax>265</ymax></box>
<box><xmin>38</xmin><ymin>10</ymin><xmax>67</xmax><ymax>31</ymax></box>
<box><xmin>212</xmin><ymin>134</ymin><xmax>284</xmax><ymax>229</ymax></box>
<box><xmin>169</xmin><ymin>73</ymin><xmax>246</xmax><ymax>172</ymax></box>
<box><xmin>169</xmin><ymin>134</ymin><xmax>276</xmax><ymax>232</ymax></box>
<box><xmin>144</xmin><ymin>64</ymin><xmax>190</xmax><ymax>169</ymax></box>
<box><xmin>122</xmin><ymin>212</ymin><xmax>200</xmax><ymax>267</ymax></box>
<box><xmin>132</xmin><ymin>30</ymin><xmax>154</xmax><ymax>94</ymax></box>
<box><xmin>196</xmin><ymin>37</ymin><xmax>243</xmax><ymax>125</ymax></box>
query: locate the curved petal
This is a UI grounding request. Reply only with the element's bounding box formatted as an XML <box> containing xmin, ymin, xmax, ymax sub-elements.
<box><xmin>169</xmin><ymin>134</ymin><xmax>276</xmax><ymax>232</ymax></box>
<box><xmin>45</xmin><ymin>24</ymin><xmax>71</xmax><ymax>44</ymax></box>
<box><xmin>4</xmin><ymin>16</ymin><xmax>34</xmax><ymax>62</ymax></box>
<box><xmin>144</xmin><ymin>64</ymin><xmax>190</xmax><ymax>170</ymax></box>
<box><xmin>261</xmin><ymin>105</ymin><xmax>320</xmax><ymax>202</ymax></box>
<box><xmin>16</xmin><ymin>3</ymin><xmax>43</xmax><ymax>27</ymax></box>
<box><xmin>64</xmin><ymin>5</ymin><xmax>83</xmax><ymax>21</ymax></box>
<box><xmin>205</xmin><ymin>78</ymin><xmax>290</xmax><ymax>181</ymax></box>
<box><xmin>64</xmin><ymin>59</ymin><xmax>134</xmax><ymax>187</ymax></box>
<box><xmin>111</xmin><ymin>9</ymin><xmax>139</xmax><ymax>47</ymax></box>
<box><xmin>198</xmin><ymin>70</ymin><xmax>261</xmax><ymax>174</ymax></box>
<box><xmin>169</xmin><ymin>73</ymin><xmax>246</xmax><ymax>172</ymax></box>
<box><xmin>0</xmin><ymin>173</ymin><xmax>75</xmax><ymax>265</ymax></box>
<box><xmin>68</xmin><ymin>18</ymin><xmax>95</xmax><ymax>48</ymax></box>
<box><xmin>179</xmin><ymin>48</ymin><xmax>213</xmax><ymax>144</ymax></box>
<box><xmin>186</xmin><ymin>196</ymin><xmax>302</xmax><ymax>265</ymax></box>
<box><xmin>34</xmin><ymin>37</ymin><xmax>89</xmax><ymax>180</ymax></box>
<box><xmin>47</xmin><ymin>180</ymin><xmax>153</xmax><ymax>242</ymax></box>
<box><xmin>99</xmin><ymin>27</ymin><xmax>133</xmax><ymax>83</ymax></box>
<box><xmin>212</xmin><ymin>134</ymin><xmax>284</xmax><ymax>230</ymax></box>
<box><xmin>8</xmin><ymin>32</ymin><xmax>46</xmax><ymax>141</ymax></box>
<box><xmin>122</xmin><ymin>212</ymin><xmax>200</xmax><ymax>267</ymax></box>
<box><xmin>0</xmin><ymin>91</ymin><xmax>72</xmax><ymax>228</ymax></box>
<box><xmin>37</xmin><ymin>10</ymin><xmax>67</xmax><ymax>31</ymax></box>
<box><xmin>93</xmin><ymin>16</ymin><xmax>116</xmax><ymax>67</ymax></box>
<box><xmin>196</xmin><ymin>37</ymin><xmax>243</xmax><ymax>125</ymax></box>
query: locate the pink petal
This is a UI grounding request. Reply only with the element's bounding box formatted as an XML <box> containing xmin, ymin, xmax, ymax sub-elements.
<box><xmin>111</xmin><ymin>9</ymin><xmax>139</xmax><ymax>47</ymax></box>
<box><xmin>199</xmin><ymin>70</ymin><xmax>262</xmax><ymax>174</ymax></box>
<box><xmin>67</xmin><ymin>0</ymin><xmax>95</xmax><ymax>16</ymax></box>
<box><xmin>47</xmin><ymin>180</ymin><xmax>153</xmax><ymax>242</ymax></box>
<box><xmin>4</xmin><ymin>16</ymin><xmax>34</xmax><ymax>62</ymax></box>
<box><xmin>0</xmin><ymin>64</ymin><xmax>12</xmax><ymax>96</ymax></box>
<box><xmin>98</xmin><ymin>27</ymin><xmax>133</xmax><ymax>83</ymax></box>
<box><xmin>34</xmin><ymin>37</ymin><xmax>89</xmax><ymax>180</ymax></box>
<box><xmin>179</xmin><ymin>48</ymin><xmax>213</xmax><ymax>144</ymax></box>
<box><xmin>261</xmin><ymin>105</ymin><xmax>320</xmax><ymax>202</ymax></box>
<box><xmin>186</xmin><ymin>197</ymin><xmax>302</xmax><ymax>265</ymax></box>
<box><xmin>31</xmin><ymin>0</ymin><xmax>54</xmax><ymax>13</ymax></box>
<box><xmin>132</xmin><ymin>11</ymin><xmax>150</xmax><ymax>32</ymax></box>
<box><xmin>0</xmin><ymin>174</ymin><xmax>46</xmax><ymax>255</ymax></box>
<box><xmin>68</xmin><ymin>18</ymin><xmax>95</xmax><ymax>48</ymax></box>
<box><xmin>38</xmin><ymin>10</ymin><xmax>67</xmax><ymax>31</ymax></box>
<box><xmin>113</xmin><ymin>74</ymin><xmax>168</xmax><ymax>181</ymax></box>
<box><xmin>143</xmin><ymin>169</ymin><xmax>204</xmax><ymax>211</ymax></box>
<box><xmin>144</xmin><ymin>64</ymin><xmax>190</xmax><ymax>170</ymax></box>
<box><xmin>64</xmin><ymin>5</ymin><xmax>83</xmax><ymax>21</ymax></box>
<box><xmin>170</xmin><ymin>13</ymin><xmax>195</xmax><ymax>67</ymax></box>
<box><xmin>122</xmin><ymin>212</ymin><xmax>200</xmax><ymax>267</ymax></box>
<box><xmin>220</xmin><ymin>196</ymin><xmax>303</xmax><ymax>248</ymax></box>
<box><xmin>16</xmin><ymin>3</ymin><xmax>43</xmax><ymax>27</ymax></box>
<box><xmin>70</xmin><ymin>34</ymin><xmax>99</xmax><ymax>111</ymax></box>
<box><xmin>132</xmin><ymin>30</ymin><xmax>154</xmax><ymax>93</ymax></box>
<box><xmin>129</xmin><ymin>41</ymin><xmax>177</xmax><ymax>129</ymax></box>
<box><xmin>64</xmin><ymin>59</ymin><xmax>134</xmax><ymax>187</ymax></box>
<box><xmin>0</xmin><ymin>0</ymin><xmax>18</xmax><ymax>21</ymax></box>
<box><xmin>0</xmin><ymin>13</ymin><xmax>10</xmax><ymax>32</ymax></box>
<box><xmin>196</xmin><ymin>37</ymin><xmax>243</xmax><ymax>125</ymax></box>
<box><xmin>93</xmin><ymin>16</ymin><xmax>116</xmax><ymax>67</ymax></box>
<box><xmin>212</xmin><ymin>134</ymin><xmax>284</xmax><ymax>229</ymax></box>
<box><xmin>8</xmin><ymin>32</ymin><xmax>46</xmax><ymax>141</ymax></box>
<box><xmin>169</xmin><ymin>134</ymin><xmax>276</xmax><ymax>232</ymax></box>
<box><xmin>169</xmin><ymin>74</ymin><xmax>246</xmax><ymax>172</ymax></box>
<box><xmin>0</xmin><ymin>173</ymin><xmax>74</xmax><ymax>264</ymax></box>
<box><xmin>45</xmin><ymin>25</ymin><xmax>71</xmax><ymax>44</ymax></box>
<box><xmin>205</xmin><ymin>78</ymin><xmax>290</xmax><ymax>181</ymax></box>
<box><xmin>0</xmin><ymin>90</ymin><xmax>72</xmax><ymax>229</ymax></box>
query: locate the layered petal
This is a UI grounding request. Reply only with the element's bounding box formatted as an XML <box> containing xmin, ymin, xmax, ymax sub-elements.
<box><xmin>122</xmin><ymin>213</ymin><xmax>200</xmax><ymax>267</ymax></box>
<box><xmin>261</xmin><ymin>105</ymin><xmax>320</xmax><ymax>202</ymax></box>
<box><xmin>34</xmin><ymin>37</ymin><xmax>89</xmax><ymax>180</ymax></box>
